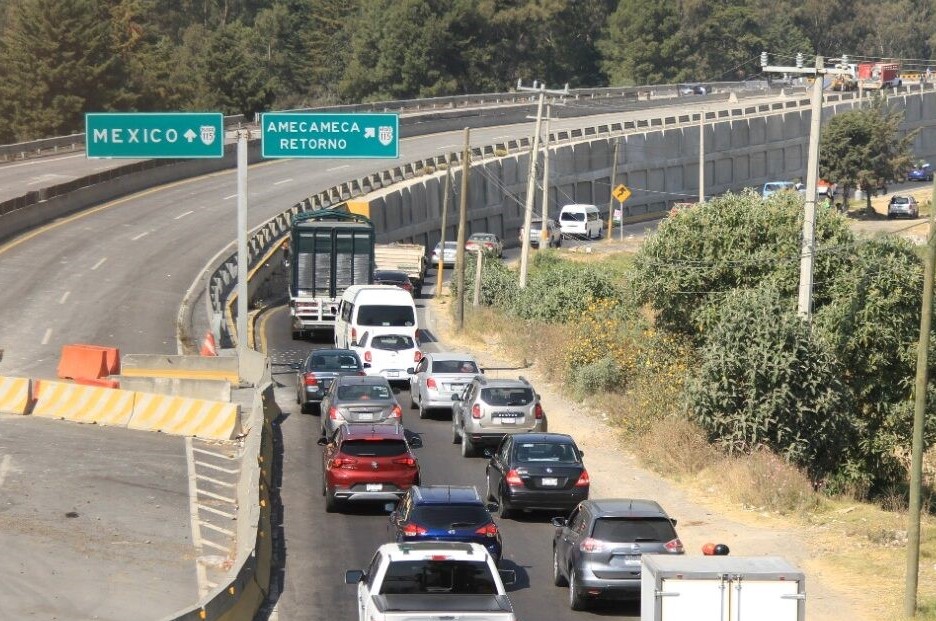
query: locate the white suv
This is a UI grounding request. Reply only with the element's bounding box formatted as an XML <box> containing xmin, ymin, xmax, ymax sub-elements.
<box><xmin>352</xmin><ymin>332</ymin><xmax>422</xmax><ymax>384</ymax></box>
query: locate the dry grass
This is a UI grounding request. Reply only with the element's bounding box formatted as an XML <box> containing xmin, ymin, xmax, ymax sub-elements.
<box><xmin>634</xmin><ymin>415</ymin><xmax>721</xmax><ymax>480</ymax></box>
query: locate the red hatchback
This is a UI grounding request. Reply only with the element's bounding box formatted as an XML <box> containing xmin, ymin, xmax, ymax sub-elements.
<box><xmin>318</xmin><ymin>423</ymin><xmax>421</xmax><ymax>513</ymax></box>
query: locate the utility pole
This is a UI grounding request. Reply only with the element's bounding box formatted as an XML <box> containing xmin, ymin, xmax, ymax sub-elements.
<box><xmin>607</xmin><ymin>140</ymin><xmax>619</xmax><ymax>239</ymax></box>
<box><xmin>540</xmin><ymin>104</ymin><xmax>552</xmax><ymax>246</ymax></box>
<box><xmin>518</xmin><ymin>80</ymin><xmax>568</xmax><ymax>288</ymax></box>
<box><xmin>761</xmin><ymin>52</ymin><xmax>850</xmax><ymax>321</ymax></box>
<box><xmin>698</xmin><ymin>110</ymin><xmax>705</xmax><ymax>204</ymax></box>
<box><xmin>454</xmin><ymin>128</ymin><xmax>470</xmax><ymax>330</ymax></box>
<box><xmin>905</xmin><ymin>175</ymin><xmax>936</xmax><ymax>617</ymax></box>
<box><xmin>435</xmin><ymin>166</ymin><xmax>452</xmax><ymax>298</ymax></box>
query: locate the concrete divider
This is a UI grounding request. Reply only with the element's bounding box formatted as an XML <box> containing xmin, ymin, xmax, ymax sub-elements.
<box><xmin>122</xmin><ymin>354</ymin><xmax>239</xmax><ymax>384</ymax></box>
<box><xmin>116</xmin><ymin>376</ymin><xmax>232</xmax><ymax>402</ymax></box>
<box><xmin>33</xmin><ymin>380</ymin><xmax>136</xmax><ymax>426</ymax></box>
<box><xmin>0</xmin><ymin>376</ymin><xmax>31</xmax><ymax>414</ymax></box>
<box><xmin>128</xmin><ymin>393</ymin><xmax>240</xmax><ymax>440</ymax></box>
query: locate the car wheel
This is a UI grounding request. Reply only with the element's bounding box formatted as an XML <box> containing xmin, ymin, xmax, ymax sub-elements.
<box><xmin>325</xmin><ymin>486</ymin><xmax>339</xmax><ymax>513</ymax></box>
<box><xmin>485</xmin><ymin>477</ymin><xmax>495</xmax><ymax>502</ymax></box>
<box><xmin>553</xmin><ymin>547</ymin><xmax>568</xmax><ymax>587</ymax></box>
<box><xmin>569</xmin><ymin>568</ymin><xmax>586</xmax><ymax>611</ymax></box>
<box><xmin>296</xmin><ymin>389</ymin><xmax>301</xmax><ymax>405</ymax></box>
<box><xmin>291</xmin><ymin>330</ymin><xmax>302</xmax><ymax>340</ymax></box>
<box><xmin>452</xmin><ymin>420</ymin><xmax>461</xmax><ymax>444</ymax></box>
<box><xmin>556</xmin><ymin>236</ymin><xmax>562</xmax><ymax>248</ymax></box>
<box><xmin>461</xmin><ymin>433</ymin><xmax>475</xmax><ymax>457</ymax></box>
<box><xmin>418</xmin><ymin>404</ymin><xmax>428</xmax><ymax>419</ymax></box>
<box><xmin>498</xmin><ymin>491</ymin><xmax>513</xmax><ymax>519</ymax></box>
<box><xmin>410</xmin><ymin>391</ymin><xmax>418</xmax><ymax>409</ymax></box>
<box><xmin>299</xmin><ymin>402</ymin><xmax>309</xmax><ymax>415</ymax></box>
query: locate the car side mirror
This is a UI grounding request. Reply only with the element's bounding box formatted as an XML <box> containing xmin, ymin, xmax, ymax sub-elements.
<box><xmin>316</xmin><ymin>437</ymin><xmax>328</xmax><ymax>447</ymax></box>
<box><xmin>451</xmin><ymin>394</ymin><xmax>460</xmax><ymax>401</ymax></box>
<box><xmin>388</xmin><ymin>509</ymin><xmax>399</xmax><ymax>520</ymax></box>
<box><xmin>670</xmin><ymin>518</ymin><xmax>678</xmax><ymax>527</ymax></box>
<box><xmin>345</xmin><ymin>570</ymin><xmax>365</xmax><ymax>584</ymax></box>
<box><xmin>479</xmin><ymin>368</ymin><xmax>486</xmax><ymax>374</ymax></box>
<box><xmin>409</xmin><ymin>436</ymin><xmax>423</xmax><ymax>449</ymax></box>
<box><xmin>551</xmin><ymin>517</ymin><xmax>568</xmax><ymax>528</ymax></box>
<box><xmin>499</xmin><ymin>569</ymin><xmax>517</xmax><ymax>586</ymax></box>
<box><xmin>363</xmin><ymin>362</ymin><xmax>371</xmax><ymax>369</ymax></box>
<box><xmin>482</xmin><ymin>448</ymin><xmax>493</xmax><ymax>458</ymax></box>
<box><xmin>289</xmin><ymin>362</ymin><xmax>301</xmax><ymax>371</ymax></box>
<box><xmin>579</xmin><ymin>451</ymin><xmax>584</xmax><ymax>458</ymax></box>
<box><xmin>406</xmin><ymin>367</ymin><xmax>415</xmax><ymax>374</ymax></box>
<box><xmin>485</xmin><ymin>502</ymin><xmax>500</xmax><ymax>513</ymax></box>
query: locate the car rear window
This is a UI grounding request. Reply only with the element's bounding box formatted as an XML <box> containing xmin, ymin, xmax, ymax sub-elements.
<box><xmin>380</xmin><ymin>560</ymin><xmax>497</xmax><ymax>595</ymax></box>
<box><xmin>892</xmin><ymin>197</ymin><xmax>910</xmax><ymax>204</ymax></box>
<box><xmin>561</xmin><ymin>212</ymin><xmax>585</xmax><ymax>221</ymax></box>
<box><xmin>515</xmin><ymin>442</ymin><xmax>579</xmax><ymax>463</ymax></box>
<box><xmin>357</xmin><ymin>305</ymin><xmax>415</xmax><ymax>327</ymax></box>
<box><xmin>308</xmin><ymin>353</ymin><xmax>361</xmax><ymax>371</ymax></box>
<box><xmin>337</xmin><ymin>383</ymin><xmax>391</xmax><ymax>400</ymax></box>
<box><xmin>591</xmin><ymin>517</ymin><xmax>677</xmax><ymax>542</ymax></box>
<box><xmin>433</xmin><ymin>360</ymin><xmax>478</xmax><ymax>374</ymax></box>
<box><xmin>340</xmin><ymin>439</ymin><xmax>408</xmax><ymax>457</ymax></box>
<box><xmin>481</xmin><ymin>387</ymin><xmax>534</xmax><ymax>406</ymax></box>
<box><xmin>410</xmin><ymin>505</ymin><xmax>491</xmax><ymax>528</ymax></box>
<box><xmin>371</xmin><ymin>334</ymin><xmax>415</xmax><ymax>350</ymax></box>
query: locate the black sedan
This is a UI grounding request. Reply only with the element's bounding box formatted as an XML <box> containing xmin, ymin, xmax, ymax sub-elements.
<box><xmin>292</xmin><ymin>349</ymin><xmax>365</xmax><ymax>413</ymax></box>
<box><xmin>373</xmin><ymin>269</ymin><xmax>414</xmax><ymax>294</ymax></box>
<box><xmin>484</xmin><ymin>433</ymin><xmax>589</xmax><ymax>519</ymax></box>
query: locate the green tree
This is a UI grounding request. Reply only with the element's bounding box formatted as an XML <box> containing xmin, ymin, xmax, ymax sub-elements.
<box><xmin>598</xmin><ymin>0</ymin><xmax>687</xmax><ymax>85</ymax></box>
<box><xmin>819</xmin><ymin>96</ymin><xmax>916</xmax><ymax>212</ymax></box>
<box><xmin>680</xmin><ymin>0</ymin><xmax>766</xmax><ymax>80</ymax></box>
<box><xmin>195</xmin><ymin>20</ymin><xmax>277</xmax><ymax>116</ymax></box>
<box><xmin>0</xmin><ymin>0</ymin><xmax>126</xmax><ymax>140</ymax></box>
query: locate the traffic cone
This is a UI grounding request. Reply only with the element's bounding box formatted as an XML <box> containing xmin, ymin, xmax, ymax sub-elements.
<box><xmin>200</xmin><ymin>331</ymin><xmax>218</xmax><ymax>357</ymax></box>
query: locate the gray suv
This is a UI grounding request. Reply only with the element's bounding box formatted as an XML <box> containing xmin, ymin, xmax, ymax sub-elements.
<box><xmin>451</xmin><ymin>376</ymin><xmax>547</xmax><ymax>457</ymax></box>
<box><xmin>551</xmin><ymin>499</ymin><xmax>684</xmax><ymax>610</ymax></box>
<box><xmin>520</xmin><ymin>218</ymin><xmax>561</xmax><ymax>249</ymax></box>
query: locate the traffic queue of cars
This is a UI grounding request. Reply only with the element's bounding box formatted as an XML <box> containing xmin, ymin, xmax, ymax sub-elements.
<box><xmin>293</xmin><ymin>287</ymin><xmax>686</xmax><ymax>613</ymax></box>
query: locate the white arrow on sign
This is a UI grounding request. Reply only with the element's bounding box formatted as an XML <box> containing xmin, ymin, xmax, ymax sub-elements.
<box><xmin>184</xmin><ymin>129</ymin><xmax>197</xmax><ymax>143</ymax></box>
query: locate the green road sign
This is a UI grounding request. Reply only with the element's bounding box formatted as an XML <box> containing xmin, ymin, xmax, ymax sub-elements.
<box><xmin>261</xmin><ymin>112</ymin><xmax>399</xmax><ymax>159</ymax></box>
<box><xmin>85</xmin><ymin>112</ymin><xmax>224</xmax><ymax>159</ymax></box>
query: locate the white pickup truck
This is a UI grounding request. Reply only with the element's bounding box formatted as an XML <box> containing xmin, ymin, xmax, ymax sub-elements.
<box><xmin>345</xmin><ymin>541</ymin><xmax>517</xmax><ymax>621</ymax></box>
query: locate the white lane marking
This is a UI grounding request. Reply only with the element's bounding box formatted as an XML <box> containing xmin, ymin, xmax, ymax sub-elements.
<box><xmin>91</xmin><ymin>257</ymin><xmax>107</xmax><ymax>270</ymax></box>
<box><xmin>327</xmin><ymin>164</ymin><xmax>350</xmax><ymax>172</ymax></box>
<box><xmin>223</xmin><ymin>194</ymin><xmax>236</xmax><ymax>200</ymax></box>
<box><xmin>185</xmin><ymin>438</ymin><xmax>209</xmax><ymax>597</ymax></box>
<box><xmin>437</xmin><ymin>144</ymin><xmax>460</xmax><ymax>151</ymax></box>
<box><xmin>174</xmin><ymin>210</ymin><xmax>194</xmax><ymax>220</ymax></box>
<box><xmin>273</xmin><ymin>178</ymin><xmax>293</xmax><ymax>186</ymax></box>
<box><xmin>131</xmin><ymin>231</ymin><xmax>148</xmax><ymax>241</ymax></box>
<box><xmin>1</xmin><ymin>153</ymin><xmax>85</xmax><ymax>169</ymax></box>
<box><xmin>59</xmin><ymin>291</ymin><xmax>70</xmax><ymax>304</ymax></box>
<box><xmin>41</xmin><ymin>328</ymin><xmax>52</xmax><ymax>345</ymax></box>
<box><xmin>0</xmin><ymin>455</ymin><xmax>11</xmax><ymax>487</ymax></box>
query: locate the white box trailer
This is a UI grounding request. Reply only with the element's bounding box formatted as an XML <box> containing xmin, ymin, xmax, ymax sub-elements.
<box><xmin>641</xmin><ymin>555</ymin><xmax>805</xmax><ymax>621</ymax></box>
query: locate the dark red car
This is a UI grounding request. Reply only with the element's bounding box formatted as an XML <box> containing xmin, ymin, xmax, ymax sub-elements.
<box><xmin>318</xmin><ymin>423</ymin><xmax>421</xmax><ymax>513</ymax></box>
<box><xmin>373</xmin><ymin>269</ymin><xmax>414</xmax><ymax>294</ymax></box>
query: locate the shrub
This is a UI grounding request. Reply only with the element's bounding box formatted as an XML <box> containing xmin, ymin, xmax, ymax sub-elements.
<box><xmin>464</xmin><ymin>252</ymin><xmax>519</xmax><ymax>309</ymax></box>
<box><xmin>718</xmin><ymin>448</ymin><xmax>821</xmax><ymax>514</ymax></box>
<box><xmin>512</xmin><ymin>259</ymin><xmax>624</xmax><ymax>323</ymax></box>
<box><xmin>567</xmin><ymin>355</ymin><xmax>622</xmax><ymax>397</ymax></box>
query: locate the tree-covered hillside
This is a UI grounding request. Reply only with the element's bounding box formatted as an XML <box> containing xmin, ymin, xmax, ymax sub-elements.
<box><xmin>0</xmin><ymin>0</ymin><xmax>933</xmax><ymax>141</ymax></box>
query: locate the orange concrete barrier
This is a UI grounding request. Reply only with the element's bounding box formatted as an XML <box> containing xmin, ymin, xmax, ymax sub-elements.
<box><xmin>129</xmin><ymin>393</ymin><xmax>239</xmax><ymax>439</ymax></box>
<box><xmin>74</xmin><ymin>377</ymin><xmax>120</xmax><ymax>389</ymax></box>
<box><xmin>33</xmin><ymin>380</ymin><xmax>136</xmax><ymax>426</ymax></box>
<box><xmin>0</xmin><ymin>376</ymin><xmax>32</xmax><ymax>414</ymax></box>
<box><xmin>57</xmin><ymin>344</ymin><xmax>120</xmax><ymax>380</ymax></box>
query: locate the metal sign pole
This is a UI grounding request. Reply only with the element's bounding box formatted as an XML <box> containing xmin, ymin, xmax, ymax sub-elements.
<box><xmin>236</xmin><ymin>131</ymin><xmax>249</xmax><ymax>351</ymax></box>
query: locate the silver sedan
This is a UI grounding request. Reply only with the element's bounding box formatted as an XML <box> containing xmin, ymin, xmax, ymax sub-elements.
<box><xmin>408</xmin><ymin>352</ymin><xmax>481</xmax><ymax>419</ymax></box>
<box><xmin>320</xmin><ymin>375</ymin><xmax>403</xmax><ymax>438</ymax></box>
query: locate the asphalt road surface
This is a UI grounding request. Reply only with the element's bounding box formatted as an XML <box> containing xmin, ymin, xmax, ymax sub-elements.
<box><xmin>259</xmin><ymin>300</ymin><xmax>641</xmax><ymax>620</ymax></box>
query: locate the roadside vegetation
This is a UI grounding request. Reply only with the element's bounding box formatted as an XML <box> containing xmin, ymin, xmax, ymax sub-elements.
<box><xmin>450</xmin><ymin>189</ymin><xmax>936</xmax><ymax>614</ymax></box>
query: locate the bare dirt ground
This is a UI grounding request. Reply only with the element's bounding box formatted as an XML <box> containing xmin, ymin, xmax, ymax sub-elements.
<box><xmin>425</xmin><ymin>197</ymin><xmax>936</xmax><ymax>620</ymax></box>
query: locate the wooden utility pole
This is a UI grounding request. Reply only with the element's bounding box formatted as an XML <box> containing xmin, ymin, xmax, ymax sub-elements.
<box><xmin>540</xmin><ymin>105</ymin><xmax>552</xmax><ymax>246</ymax></box>
<box><xmin>454</xmin><ymin>128</ymin><xmax>470</xmax><ymax>330</ymax></box>
<box><xmin>435</xmin><ymin>167</ymin><xmax>452</xmax><ymax>298</ymax></box>
<box><xmin>905</xmin><ymin>175</ymin><xmax>936</xmax><ymax>617</ymax></box>
<box><xmin>607</xmin><ymin>140</ymin><xmax>619</xmax><ymax>240</ymax></box>
<box><xmin>796</xmin><ymin>55</ymin><xmax>824</xmax><ymax>320</ymax></box>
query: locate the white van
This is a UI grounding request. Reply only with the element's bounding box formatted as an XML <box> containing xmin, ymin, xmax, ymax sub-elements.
<box><xmin>558</xmin><ymin>204</ymin><xmax>603</xmax><ymax>239</ymax></box>
<box><xmin>334</xmin><ymin>285</ymin><xmax>419</xmax><ymax>349</ymax></box>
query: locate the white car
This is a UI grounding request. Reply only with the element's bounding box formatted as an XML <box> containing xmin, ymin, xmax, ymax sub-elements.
<box><xmin>408</xmin><ymin>352</ymin><xmax>481</xmax><ymax>419</ymax></box>
<box><xmin>430</xmin><ymin>241</ymin><xmax>459</xmax><ymax>266</ymax></box>
<box><xmin>352</xmin><ymin>331</ymin><xmax>422</xmax><ymax>384</ymax></box>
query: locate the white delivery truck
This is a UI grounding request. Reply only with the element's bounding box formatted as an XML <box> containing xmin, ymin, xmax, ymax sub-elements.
<box><xmin>641</xmin><ymin>555</ymin><xmax>805</xmax><ymax>621</ymax></box>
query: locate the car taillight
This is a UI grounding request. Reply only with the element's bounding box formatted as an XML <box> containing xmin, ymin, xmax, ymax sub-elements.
<box><xmin>475</xmin><ymin>523</ymin><xmax>499</xmax><ymax>538</ymax></box>
<box><xmin>364</xmin><ymin>350</ymin><xmax>372</xmax><ymax>362</ymax></box>
<box><xmin>414</xmin><ymin>350</ymin><xmax>422</xmax><ymax>362</ymax></box>
<box><xmin>328</xmin><ymin>406</ymin><xmax>339</xmax><ymax>419</ymax></box>
<box><xmin>580</xmin><ymin>537</ymin><xmax>604</xmax><ymax>553</ymax></box>
<box><xmin>575</xmin><ymin>470</ymin><xmax>590</xmax><ymax>487</ymax></box>
<box><xmin>426</xmin><ymin>377</ymin><xmax>437</xmax><ymax>389</ymax></box>
<box><xmin>331</xmin><ymin>457</ymin><xmax>356</xmax><ymax>468</ymax></box>
<box><xmin>665</xmin><ymin>538</ymin><xmax>684</xmax><ymax>553</ymax></box>
<box><xmin>505</xmin><ymin>469</ymin><xmax>523</xmax><ymax>487</ymax></box>
<box><xmin>390</xmin><ymin>405</ymin><xmax>402</xmax><ymax>419</ymax></box>
<box><xmin>392</xmin><ymin>456</ymin><xmax>417</xmax><ymax>467</ymax></box>
<box><xmin>415</xmin><ymin>329</ymin><xmax>422</xmax><ymax>342</ymax></box>
<box><xmin>351</xmin><ymin>327</ymin><xmax>357</xmax><ymax>343</ymax></box>
<box><xmin>534</xmin><ymin>403</ymin><xmax>543</xmax><ymax>419</ymax></box>
<box><xmin>402</xmin><ymin>523</ymin><xmax>427</xmax><ymax>536</ymax></box>
<box><xmin>303</xmin><ymin>373</ymin><xmax>318</xmax><ymax>386</ymax></box>
<box><xmin>471</xmin><ymin>404</ymin><xmax>481</xmax><ymax>419</ymax></box>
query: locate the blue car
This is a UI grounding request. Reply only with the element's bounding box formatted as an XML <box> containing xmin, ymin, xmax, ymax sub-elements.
<box><xmin>388</xmin><ymin>485</ymin><xmax>503</xmax><ymax>564</ymax></box>
<box><xmin>908</xmin><ymin>163</ymin><xmax>933</xmax><ymax>182</ymax></box>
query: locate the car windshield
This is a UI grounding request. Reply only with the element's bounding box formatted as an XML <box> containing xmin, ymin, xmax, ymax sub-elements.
<box><xmin>435</xmin><ymin>242</ymin><xmax>458</xmax><ymax>252</ymax></box>
<box><xmin>375</xmin><ymin>271</ymin><xmax>407</xmax><ymax>283</ymax></box>
<box><xmin>481</xmin><ymin>387</ymin><xmax>534</xmax><ymax>406</ymax></box>
<box><xmin>410</xmin><ymin>505</ymin><xmax>491</xmax><ymax>528</ymax></box>
<box><xmin>337</xmin><ymin>383</ymin><xmax>392</xmax><ymax>400</ymax></box>
<box><xmin>308</xmin><ymin>353</ymin><xmax>361</xmax><ymax>371</ymax></box>
<box><xmin>370</xmin><ymin>334</ymin><xmax>415</xmax><ymax>351</ymax></box>
<box><xmin>764</xmin><ymin>182</ymin><xmax>794</xmax><ymax>192</ymax></box>
<box><xmin>591</xmin><ymin>517</ymin><xmax>677</xmax><ymax>543</ymax></box>
<box><xmin>340</xmin><ymin>439</ymin><xmax>408</xmax><ymax>457</ymax></box>
<box><xmin>357</xmin><ymin>305</ymin><xmax>415</xmax><ymax>327</ymax></box>
<box><xmin>560</xmin><ymin>212</ymin><xmax>585</xmax><ymax>221</ymax></box>
<box><xmin>514</xmin><ymin>442</ymin><xmax>579</xmax><ymax>463</ymax></box>
<box><xmin>433</xmin><ymin>360</ymin><xmax>478</xmax><ymax>374</ymax></box>
<box><xmin>379</xmin><ymin>560</ymin><xmax>497</xmax><ymax>595</ymax></box>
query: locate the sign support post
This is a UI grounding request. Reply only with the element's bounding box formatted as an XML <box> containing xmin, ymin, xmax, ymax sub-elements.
<box><xmin>236</xmin><ymin>131</ymin><xmax>249</xmax><ymax>351</ymax></box>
